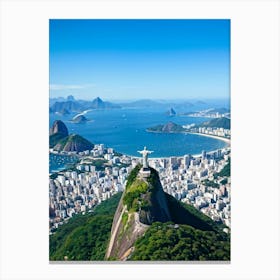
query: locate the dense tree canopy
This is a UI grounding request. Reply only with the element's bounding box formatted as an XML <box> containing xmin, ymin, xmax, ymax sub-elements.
<box><xmin>130</xmin><ymin>222</ymin><xmax>230</xmax><ymax>261</ymax></box>
<box><xmin>49</xmin><ymin>192</ymin><xmax>122</xmax><ymax>261</ymax></box>
<box><xmin>214</xmin><ymin>158</ymin><xmax>231</xmax><ymax>178</ymax></box>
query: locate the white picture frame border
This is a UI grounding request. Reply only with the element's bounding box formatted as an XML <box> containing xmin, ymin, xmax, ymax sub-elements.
<box><xmin>0</xmin><ymin>0</ymin><xmax>279</xmax><ymax>279</ymax></box>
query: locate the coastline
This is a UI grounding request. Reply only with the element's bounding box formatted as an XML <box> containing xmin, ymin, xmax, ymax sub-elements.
<box><xmin>188</xmin><ymin>132</ymin><xmax>231</xmax><ymax>144</ymax></box>
<box><xmin>49</xmin><ymin>132</ymin><xmax>231</xmax><ymax>170</ymax></box>
<box><xmin>146</xmin><ymin>129</ymin><xmax>185</xmax><ymax>134</ymax></box>
<box><xmin>145</xmin><ymin>129</ymin><xmax>230</xmax><ymax>145</ymax></box>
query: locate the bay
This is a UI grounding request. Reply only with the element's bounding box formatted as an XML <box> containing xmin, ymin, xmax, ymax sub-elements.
<box><xmin>49</xmin><ymin>153</ymin><xmax>78</xmax><ymax>173</ymax></box>
<box><xmin>49</xmin><ymin>107</ymin><xmax>228</xmax><ymax>159</ymax></box>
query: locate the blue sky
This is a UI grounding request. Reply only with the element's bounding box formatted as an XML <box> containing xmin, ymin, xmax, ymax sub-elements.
<box><xmin>49</xmin><ymin>19</ymin><xmax>230</xmax><ymax>101</ymax></box>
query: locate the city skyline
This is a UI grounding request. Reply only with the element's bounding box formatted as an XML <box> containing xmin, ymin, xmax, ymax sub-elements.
<box><xmin>50</xmin><ymin>19</ymin><xmax>230</xmax><ymax>100</ymax></box>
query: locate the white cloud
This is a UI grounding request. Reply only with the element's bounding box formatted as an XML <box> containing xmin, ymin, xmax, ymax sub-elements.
<box><xmin>50</xmin><ymin>84</ymin><xmax>95</xmax><ymax>90</ymax></box>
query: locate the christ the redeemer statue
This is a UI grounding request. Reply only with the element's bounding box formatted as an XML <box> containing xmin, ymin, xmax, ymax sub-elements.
<box><xmin>137</xmin><ymin>146</ymin><xmax>153</xmax><ymax>169</ymax></box>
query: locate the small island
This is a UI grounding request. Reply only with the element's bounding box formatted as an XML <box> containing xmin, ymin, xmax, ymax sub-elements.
<box><xmin>146</xmin><ymin>121</ymin><xmax>185</xmax><ymax>133</ymax></box>
<box><xmin>166</xmin><ymin>107</ymin><xmax>176</xmax><ymax>116</ymax></box>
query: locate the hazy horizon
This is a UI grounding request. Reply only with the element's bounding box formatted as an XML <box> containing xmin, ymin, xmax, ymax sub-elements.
<box><xmin>50</xmin><ymin>19</ymin><xmax>230</xmax><ymax>101</ymax></box>
<box><xmin>49</xmin><ymin>95</ymin><xmax>230</xmax><ymax>103</ymax></box>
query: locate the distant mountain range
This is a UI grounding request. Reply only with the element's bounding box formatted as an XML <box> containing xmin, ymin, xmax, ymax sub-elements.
<box><xmin>50</xmin><ymin>100</ymin><xmax>83</xmax><ymax>114</ymax></box>
<box><xmin>50</xmin><ymin>96</ymin><xmax>120</xmax><ymax>114</ymax></box>
<box><xmin>90</xmin><ymin>97</ymin><xmax>120</xmax><ymax>109</ymax></box>
<box><xmin>119</xmin><ymin>99</ymin><xmax>164</xmax><ymax>108</ymax></box>
<box><xmin>50</xmin><ymin>96</ymin><xmax>230</xmax><ymax>114</ymax></box>
<box><xmin>119</xmin><ymin>100</ymin><xmax>204</xmax><ymax>111</ymax></box>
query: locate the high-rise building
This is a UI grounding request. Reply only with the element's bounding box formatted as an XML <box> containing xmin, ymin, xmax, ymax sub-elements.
<box><xmin>57</xmin><ymin>175</ymin><xmax>65</xmax><ymax>185</ymax></box>
<box><xmin>183</xmin><ymin>155</ymin><xmax>191</xmax><ymax>169</ymax></box>
<box><xmin>202</xmin><ymin>150</ymin><xmax>207</xmax><ymax>160</ymax></box>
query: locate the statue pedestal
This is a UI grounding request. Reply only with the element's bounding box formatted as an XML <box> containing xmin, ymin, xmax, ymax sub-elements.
<box><xmin>140</xmin><ymin>167</ymin><xmax>151</xmax><ymax>178</ymax></box>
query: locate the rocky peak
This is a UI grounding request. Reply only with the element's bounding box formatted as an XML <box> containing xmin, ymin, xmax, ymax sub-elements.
<box><xmin>106</xmin><ymin>166</ymin><xmax>171</xmax><ymax>260</ymax></box>
<box><xmin>49</xmin><ymin>120</ymin><xmax>69</xmax><ymax>137</ymax></box>
<box><xmin>67</xmin><ymin>95</ymin><xmax>75</xmax><ymax>101</ymax></box>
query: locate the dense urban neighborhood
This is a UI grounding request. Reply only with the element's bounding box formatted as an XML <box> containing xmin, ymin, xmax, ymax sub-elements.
<box><xmin>49</xmin><ymin>140</ymin><xmax>231</xmax><ymax>234</ymax></box>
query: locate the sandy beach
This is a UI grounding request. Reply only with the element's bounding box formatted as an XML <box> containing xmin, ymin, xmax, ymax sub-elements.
<box><xmin>131</xmin><ymin>132</ymin><xmax>230</xmax><ymax>160</ymax></box>
<box><xmin>188</xmin><ymin>132</ymin><xmax>231</xmax><ymax>144</ymax></box>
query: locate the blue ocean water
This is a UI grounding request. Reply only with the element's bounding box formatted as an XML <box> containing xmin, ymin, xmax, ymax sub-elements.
<box><xmin>49</xmin><ymin>107</ymin><xmax>228</xmax><ymax>159</ymax></box>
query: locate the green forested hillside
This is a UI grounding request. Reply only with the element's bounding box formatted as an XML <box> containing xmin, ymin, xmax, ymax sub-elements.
<box><xmin>53</xmin><ymin>134</ymin><xmax>94</xmax><ymax>152</ymax></box>
<box><xmin>123</xmin><ymin>166</ymin><xmax>171</xmax><ymax>224</ymax></box>
<box><xmin>165</xmin><ymin>193</ymin><xmax>226</xmax><ymax>233</ymax></box>
<box><xmin>49</xmin><ymin>165</ymin><xmax>230</xmax><ymax>261</ymax></box>
<box><xmin>199</xmin><ymin>117</ymin><xmax>230</xmax><ymax>129</ymax></box>
<box><xmin>130</xmin><ymin>222</ymin><xmax>230</xmax><ymax>261</ymax></box>
<box><xmin>49</xmin><ymin>192</ymin><xmax>122</xmax><ymax>261</ymax></box>
<box><xmin>217</xmin><ymin>158</ymin><xmax>231</xmax><ymax>177</ymax></box>
<box><xmin>49</xmin><ymin>133</ymin><xmax>67</xmax><ymax>148</ymax></box>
